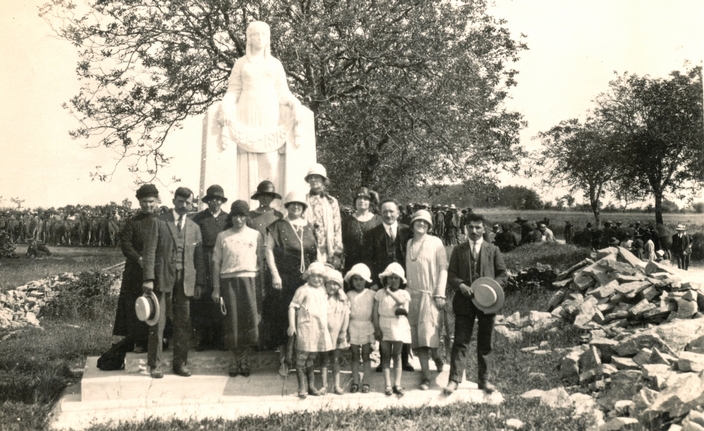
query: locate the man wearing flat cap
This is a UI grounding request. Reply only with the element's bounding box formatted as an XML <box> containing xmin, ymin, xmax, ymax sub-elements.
<box><xmin>444</xmin><ymin>213</ymin><xmax>507</xmax><ymax>395</ymax></box>
<box><xmin>191</xmin><ymin>185</ymin><xmax>229</xmax><ymax>351</ymax></box>
<box><xmin>145</xmin><ymin>187</ymin><xmax>206</xmax><ymax>378</ymax></box>
<box><xmin>112</xmin><ymin>184</ymin><xmax>160</xmax><ymax>354</ymax></box>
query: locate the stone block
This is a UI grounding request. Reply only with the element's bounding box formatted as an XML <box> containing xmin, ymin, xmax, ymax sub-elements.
<box><xmin>609</xmin><ymin>293</ymin><xmax>628</xmax><ymax>305</ymax></box>
<box><xmin>629</xmin><ymin>300</ymin><xmax>656</xmax><ymax>319</ymax></box>
<box><xmin>678</xmin><ymin>351</ymin><xmax>704</xmax><ymax>372</ymax></box>
<box><xmin>579</xmin><ymin>345</ymin><xmax>603</xmax><ymax>372</ymax></box>
<box><xmin>688</xmin><ymin>334</ymin><xmax>704</xmax><ymax>354</ymax></box>
<box><xmin>574</xmin><ymin>272</ymin><xmax>597</xmax><ymax>291</ymax></box>
<box><xmin>596</xmin><ymin>247</ymin><xmax>619</xmax><ymax>260</ymax></box>
<box><xmin>640</xmin><ymin>285</ymin><xmax>661</xmax><ymax>302</ymax></box>
<box><xmin>654</xmin><ymin>318</ymin><xmax>704</xmax><ymax>351</ymax></box>
<box><xmin>644</xmin><ymin>372</ymin><xmax>704</xmax><ymax>420</ymax></box>
<box><xmin>579</xmin><ymin>367</ymin><xmax>603</xmax><ymax>384</ymax></box>
<box><xmin>631</xmin><ymin>387</ymin><xmax>660</xmax><ymax>415</ymax></box>
<box><xmin>561</xmin><ymin>345</ymin><xmax>588</xmax><ymax>383</ymax></box>
<box><xmin>615</xmin><ymin>333</ymin><xmax>673</xmax><ymax>357</ymax></box>
<box><xmin>614</xmin><ymin>400</ymin><xmax>634</xmax><ymax>417</ymax></box>
<box><xmin>650</xmin><ymin>347</ymin><xmax>672</xmax><ymax>365</ymax></box>
<box><xmin>641</xmin><ymin>363</ymin><xmax>672</xmax><ymax>379</ymax></box>
<box><xmin>633</xmin><ymin>348</ymin><xmax>653</xmax><ymax>366</ymax></box>
<box><xmin>593</xmin><ymin>281</ymin><xmax>619</xmax><ymax>300</ymax></box>
<box><xmin>598</xmin><ymin>370</ymin><xmax>642</xmax><ymax>411</ymax></box>
<box><xmin>612</xmin><ymin>356</ymin><xmax>640</xmax><ymax>370</ymax></box>
<box><xmin>591</xmin><ymin>338</ymin><xmax>618</xmax><ymax>361</ymax></box>
<box><xmin>681</xmin><ymin>410</ymin><xmax>704</xmax><ymax>431</ymax></box>
<box><xmin>617</xmin><ymin>247</ymin><xmax>645</xmax><ymax>268</ymax></box>
<box><xmin>675</xmin><ymin>299</ymin><xmax>698</xmax><ymax>319</ymax></box>
<box><xmin>557</xmin><ymin>258</ymin><xmax>594</xmax><ymax>280</ymax></box>
<box><xmin>616</xmin><ymin>281</ymin><xmax>652</xmax><ymax>299</ymax></box>
<box><xmin>645</xmin><ymin>260</ymin><xmax>675</xmax><ymax>276</ymax></box>
<box><xmin>547</xmin><ymin>289</ymin><xmax>567</xmax><ymax>310</ymax></box>
<box><xmin>597</xmin><ymin>417</ymin><xmax>640</xmax><ymax>430</ymax></box>
<box><xmin>551</xmin><ymin>279</ymin><xmax>572</xmax><ymax>289</ymax></box>
<box><xmin>494</xmin><ymin>325</ymin><xmax>523</xmax><ymax>343</ymax></box>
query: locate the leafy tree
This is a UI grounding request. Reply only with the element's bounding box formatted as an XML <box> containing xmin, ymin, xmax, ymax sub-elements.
<box><xmin>497</xmin><ymin>185</ymin><xmax>541</xmax><ymax>210</ymax></box>
<box><xmin>536</xmin><ymin>118</ymin><xmax>618</xmax><ymax>225</ymax></box>
<box><xmin>596</xmin><ymin>67</ymin><xmax>704</xmax><ymax>224</ymax></box>
<box><xmin>41</xmin><ymin>0</ymin><xmax>526</xmax><ymax>198</ymax></box>
<box><xmin>10</xmin><ymin>198</ymin><xmax>24</xmax><ymax>209</ymax></box>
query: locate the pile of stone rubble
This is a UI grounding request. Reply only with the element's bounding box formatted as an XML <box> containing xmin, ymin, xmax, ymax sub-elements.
<box><xmin>496</xmin><ymin>246</ymin><xmax>704</xmax><ymax>431</ymax></box>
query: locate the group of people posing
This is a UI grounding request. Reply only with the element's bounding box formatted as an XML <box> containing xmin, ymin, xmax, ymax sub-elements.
<box><xmin>113</xmin><ymin>162</ymin><xmax>507</xmax><ymax>398</ymax></box>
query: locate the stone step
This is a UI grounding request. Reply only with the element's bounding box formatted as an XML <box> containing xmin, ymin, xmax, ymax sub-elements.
<box><xmin>51</xmin><ymin>351</ymin><xmax>504</xmax><ymax>430</ymax></box>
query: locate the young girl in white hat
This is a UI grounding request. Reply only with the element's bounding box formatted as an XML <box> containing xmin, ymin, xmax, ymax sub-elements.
<box><xmin>288</xmin><ymin>262</ymin><xmax>332</xmax><ymax>398</ymax></box>
<box><xmin>373</xmin><ymin>262</ymin><xmax>411</xmax><ymax>396</ymax></box>
<box><xmin>321</xmin><ymin>267</ymin><xmax>349</xmax><ymax>395</ymax></box>
<box><xmin>345</xmin><ymin>263</ymin><xmax>375</xmax><ymax>393</ymax></box>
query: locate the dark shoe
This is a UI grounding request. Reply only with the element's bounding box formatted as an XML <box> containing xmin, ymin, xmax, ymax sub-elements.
<box><xmin>228</xmin><ymin>363</ymin><xmax>239</xmax><ymax>377</ymax></box>
<box><xmin>133</xmin><ymin>345</ymin><xmax>147</xmax><ymax>354</ymax></box>
<box><xmin>479</xmin><ymin>381</ymin><xmax>496</xmax><ymax>394</ymax></box>
<box><xmin>393</xmin><ymin>386</ymin><xmax>405</xmax><ymax>396</ymax></box>
<box><xmin>239</xmin><ymin>365</ymin><xmax>251</xmax><ymax>377</ymax></box>
<box><xmin>149</xmin><ymin>367</ymin><xmax>163</xmax><ymax>379</ymax></box>
<box><xmin>443</xmin><ymin>380</ymin><xmax>458</xmax><ymax>395</ymax></box>
<box><xmin>402</xmin><ymin>363</ymin><xmax>415</xmax><ymax>372</ymax></box>
<box><xmin>375</xmin><ymin>363</ymin><xmax>383</xmax><ymax>372</ymax></box>
<box><xmin>362</xmin><ymin>383</ymin><xmax>371</xmax><ymax>393</ymax></box>
<box><xmin>419</xmin><ymin>378</ymin><xmax>430</xmax><ymax>391</ymax></box>
<box><xmin>297</xmin><ymin>369</ymin><xmax>308</xmax><ymax>399</ymax></box>
<box><xmin>173</xmin><ymin>365</ymin><xmax>192</xmax><ymax>377</ymax></box>
<box><xmin>350</xmin><ymin>383</ymin><xmax>359</xmax><ymax>393</ymax></box>
<box><xmin>384</xmin><ymin>386</ymin><xmax>393</xmax><ymax>396</ymax></box>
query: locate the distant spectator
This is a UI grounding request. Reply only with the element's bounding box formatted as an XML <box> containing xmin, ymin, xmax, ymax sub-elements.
<box><xmin>671</xmin><ymin>224</ymin><xmax>692</xmax><ymax>270</ymax></box>
<box><xmin>564</xmin><ymin>221</ymin><xmax>574</xmax><ymax>244</ymax></box>
<box><xmin>537</xmin><ymin>222</ymin><xmax>555</xmax><ymax>243</ymax></box>
<box><xmin>494</xmin><ymin>223</ymin><xmax>518</xmax><ymax>253</ymax></box>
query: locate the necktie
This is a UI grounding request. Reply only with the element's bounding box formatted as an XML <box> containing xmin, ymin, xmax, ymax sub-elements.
<box><xmin>177</xmin><ymin>214</ymin><xmax>183</xmax><ymax>232</ymax></box>
<box><xmin>471</xmin><ymin>242</ymin><xmax>478</xmax><ymax>260</ymax></box>
<box><xmin>388</xmin><ymin>226</ymin><xmax>395</xmax><ymax>242</ymax></box>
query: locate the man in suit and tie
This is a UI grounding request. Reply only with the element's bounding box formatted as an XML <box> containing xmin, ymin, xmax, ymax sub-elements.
<box><xmin>444</xmin><ymin>213</ymin><xmax>507</xmax><ymax>394</ymax></box>
<box><xmin>364</xmin><ymin>198</ymin><xmax>414</xmax><ymax>371</ymax></box>
<box><xmin>144</xmin><ymin>187</ymin><xmax>206</xmax><ymax>378</ymax></box>
<box><xmin>671</xmin><ymin>224</ymin><xmax>692</xmax><ymax>271</ymax></box>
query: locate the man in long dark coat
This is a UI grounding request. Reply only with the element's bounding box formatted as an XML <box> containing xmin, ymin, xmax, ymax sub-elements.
<box><xmin>112</xmin><ymin>184</ymin><xmax>160</xmax><ymax>353</ymax></box>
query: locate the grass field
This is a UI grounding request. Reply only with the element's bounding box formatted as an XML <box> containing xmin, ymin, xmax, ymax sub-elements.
<box><xmin>0</xmin><ymin>247</ymin><xmax>124</xmax><ymax>292</ymax></box>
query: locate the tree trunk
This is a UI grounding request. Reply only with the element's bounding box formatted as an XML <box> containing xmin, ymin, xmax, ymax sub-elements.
<box><xmin>654</xmin><ymin>192</ymin><xmax>664</xmax><ymax>225</ymax></box>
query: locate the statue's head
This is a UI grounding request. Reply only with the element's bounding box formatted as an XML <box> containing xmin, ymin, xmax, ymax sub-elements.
<box><xmin>246</xmin><ymin>21</ymin><xmax>271</xmax><ymax>57</ymax></box>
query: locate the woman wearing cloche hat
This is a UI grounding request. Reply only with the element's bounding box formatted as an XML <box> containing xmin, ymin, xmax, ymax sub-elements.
<box><xmin>304</xmin><ymin>163</ymin><xmax>343</xmax><ymax>269</ymax></box>
<box><xmin>263</xmin><ymin>189</ymin><xmax>318</xmax><ymax>354</ymax></box>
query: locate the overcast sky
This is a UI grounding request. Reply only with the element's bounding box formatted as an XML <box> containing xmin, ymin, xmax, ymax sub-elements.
<box><xmin>1</xmin><ymin>0</ymin><xmax>702</xmax><ymax>209</ymax></box>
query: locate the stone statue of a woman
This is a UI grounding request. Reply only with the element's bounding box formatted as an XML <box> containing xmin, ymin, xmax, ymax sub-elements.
<box><xmin>209</xmin><ymin>21</ymin><xmax>314</xmax><ymax>207</ymax></box>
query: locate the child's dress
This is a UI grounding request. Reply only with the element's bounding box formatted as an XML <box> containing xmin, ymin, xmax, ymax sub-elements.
<box><xmin>347</xmin><ymin>289</ymin><xmax>375</xmax><ymax>345</ymax></box>
<box><xmin>327</xmin><ymin>293</ymin><xmax>350</xmax><ymax>349</ymax></box>
<box><xmin>374</xmin><ymin>288</ymin><xmax>412</xmax><ymax>344</ymax></box>
<box><xmin>290</xmin><ymin>283</ymin><xmax>333</xmax><ymax>352</ymax></box>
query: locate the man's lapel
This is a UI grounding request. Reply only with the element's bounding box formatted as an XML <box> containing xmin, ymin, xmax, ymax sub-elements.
<box><xmin>479</xmin><ymin>242</ymin><xmax>489</xmax><ymax>275</ymax></box>
<box><xmin>164</xmin><ymin>211</ymin><xmax>178</xmax><ymax>246</ymax></box>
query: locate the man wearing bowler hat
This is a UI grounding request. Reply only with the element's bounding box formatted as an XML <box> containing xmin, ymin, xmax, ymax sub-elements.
<box><xmin>444</xmin><ymin>213</ymin><xmax>507</xmax><ymax>395</ymax></box>
<box><xmin>145</xmin><ymin>187</ymin><xmax>206</xmax><ymax>378</ymax></box>
<box><xmin>191</xmin><ymin>185</ymin><xmax>229</xmax><ymax>351</ymax></box>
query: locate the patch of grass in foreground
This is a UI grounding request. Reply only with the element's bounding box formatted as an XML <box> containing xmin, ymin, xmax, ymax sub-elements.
<box><xmin>0</xmin><ymin>246</ymin><xmax>123</xmax><ymax>292</ymax></box>
<box><xmin>79</xmin><ymin>401</ymin><xmax>593</xmax><ymax>431</ymax></box>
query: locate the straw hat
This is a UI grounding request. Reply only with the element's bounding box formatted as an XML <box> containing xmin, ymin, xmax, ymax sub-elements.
<box><xmin>344</xmin><ymin>263</ymin><xmax>372</xmax><ymax>284</ymax></box>
<box><xmin>676</xmin><ymin>224</ymin><xmax>686</xmax><ymax>231</ymax></box>
<box><xmin>470</xmin><ymin>277</ymin><xmax>505</xmax><ymax>314</ymax></box>
<box><xmin>135</xmin><ymin>290</ymin><xmax>160</xmax><ymax>327</ymax></box>
<box><xmin>379</xmin><ymin>262</ymin><xmax>407</xmax><ymax>285</ymax></box>
<box><xmin>325</xmin><ymin>268</ymin><xmax>344</xmax><ymax>288</ymax></box>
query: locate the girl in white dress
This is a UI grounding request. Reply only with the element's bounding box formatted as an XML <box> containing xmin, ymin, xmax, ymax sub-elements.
<box><xmin>345</xmin><ymin>263</ymin><xmax>375</xmax><ymax>393</ymax></box>
<box><xmin>373</xmin><ymin>262</ymin><xmax>411</xmax><ymax>396</ymax></box>
<box><xmin>321</xmin><ymin>268</ymin><xmax>349</xmax><ymax>395</ymax></box>
<box><xmin>288</xmin><ymin>262</ymin><xmax>332</xmax><ymax>398</ymax></box>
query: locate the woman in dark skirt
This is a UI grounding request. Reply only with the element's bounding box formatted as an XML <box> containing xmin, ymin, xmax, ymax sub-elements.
<box><xmin>212</xmin><ymin>200</ymin><xmax>264</xmax><ymax>377</ymax></box>
<box><xmin>265</xmin><ymin>189</ymin><xmax>317</xmax><ymax>360</ymax></box>
<box><xmin>112</xmin><ymin>184</ymin><xmax>160</xmax><ymax>353</ymax></box>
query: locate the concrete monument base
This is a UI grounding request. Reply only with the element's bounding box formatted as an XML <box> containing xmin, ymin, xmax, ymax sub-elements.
<box><xmin>49</xmin><ymin>351</ymin><xmax>503</xmax><ymax>430</ymax></box>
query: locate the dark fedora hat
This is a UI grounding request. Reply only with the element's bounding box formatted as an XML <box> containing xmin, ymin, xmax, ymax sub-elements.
<box><xmin>202</xmin><ymin>184</ymin><xmax>228</xmax><ymax>203</ymax></box>
<box><xmin>251</xmin><ymin>180</ymin><xmax>282</xmax><ymax>200</ymax></box>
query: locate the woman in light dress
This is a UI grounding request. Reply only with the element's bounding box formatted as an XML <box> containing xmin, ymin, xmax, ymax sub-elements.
<box><xmin>405</xmin><ymin>210</ymin><xmax>448</xmax><ymax>391</ymax></box>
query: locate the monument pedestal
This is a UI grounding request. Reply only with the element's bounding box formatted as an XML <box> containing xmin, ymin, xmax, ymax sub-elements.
<box><xmin>50</xmin><ymin>351</ymin><xmax>503</xmax><ymax>430</ymax></box>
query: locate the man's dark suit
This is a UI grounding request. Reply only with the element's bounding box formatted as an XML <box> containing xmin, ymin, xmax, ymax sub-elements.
<box><xmin>149</xmin><ymin>212</ymin><xmax>205</xmax><ymax>371</ymax></box>
<box><xmin>671</xmin><ymin>232</ymin><xmax>692</xmax><ymax>270</ymax></box>
<box><xmin>447</xmin><ymin>240</ymin><xmax>507</xmax><ymax>386</ymax></box>
<box><xmin>363</xmin><ymin>222</ymin><xmax>412</xmax><ymax>287</ymax></box>
<box><xmin>363</xmin><ymin>221</ymin><xmax>413</xmax><ymax>368</ymax></box>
